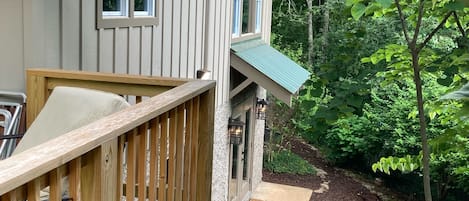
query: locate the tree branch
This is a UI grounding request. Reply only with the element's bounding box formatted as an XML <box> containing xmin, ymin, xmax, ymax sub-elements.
<box><xmin>412</xmin><ymin>0</ymin><xmax>425</xmax><ymax>47</ymax></box>
<box><xmin>417</xmin><ymin>11</ymin><xmax>453</xmax><ymax>53</ymax></box>
<box><xmin>453</xmin><ymin>11</ymin><xmax>466</xmax><ymax>37</ymax></box>
<box><xmin>395</xmin><ymin>0</ymin><xmax>412</xmax><ymax>45</ymax></box>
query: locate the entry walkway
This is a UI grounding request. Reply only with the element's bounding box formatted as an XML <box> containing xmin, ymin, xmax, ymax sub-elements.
<box><xmin>250</xmin><ymin>182</ymin><xmax>312</xmax><ymax>201</ymax></box>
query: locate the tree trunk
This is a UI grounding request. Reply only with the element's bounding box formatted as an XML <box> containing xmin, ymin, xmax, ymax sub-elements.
<box><xmin>306</xmin><ymin>0</ymin><xmax>314</xmax><ymax>66</ymax></box>
<box><xmin>322</xmin><ymin>1</ymin><xmax>329</xmax><ymax>62</ymax></box>
<box><xmin>411</xmin><ymin>52</ymin><xmax>432</xmax><ymax>201</ymax></box>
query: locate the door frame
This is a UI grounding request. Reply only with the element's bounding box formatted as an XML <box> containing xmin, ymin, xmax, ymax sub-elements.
<box><xmin>229</xmin><ymin>95</ymin><xmax>255</xmax><ymax>201</ymax></box>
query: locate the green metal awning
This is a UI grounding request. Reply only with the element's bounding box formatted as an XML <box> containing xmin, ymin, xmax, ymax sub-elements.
<box><xmin>230</xmin><ymin>39</ymin><xmax>310</xmax><ymax>106</ymax></box>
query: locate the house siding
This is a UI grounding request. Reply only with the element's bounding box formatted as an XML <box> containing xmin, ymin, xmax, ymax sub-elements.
<box><xmin>0</xmin><ymin>0</ymin><xmax>24</xmax><ymax>92</ymax></box>
<box><xmin>20</xmin><ymin>0</ymin><xmax>237</xmax><ymax>109</ymax></box>
<box><xmin>17</xmin><ymin>0</ymin><xmax>217</xmax><ymax>92</ymax></box>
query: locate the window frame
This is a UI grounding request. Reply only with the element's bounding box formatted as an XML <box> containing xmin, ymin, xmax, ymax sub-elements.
<box><xmin>134</xmin><ymin>0</ymin><xmax>155</xmax><ymax>17</ymax></box>
<box><xmin>97</xmin><ymin>0</ymin><xmax>158</xmax><ymax>29</ymax></box>
<box><xmin>102</xmin><ymin>0</ymin><xmax>128</xmax><ymax>17</ymax></box>
<box><xmin>232</xmin><ymin>0</ymin><xmax>263</xmax><ymax>41</ymax></box>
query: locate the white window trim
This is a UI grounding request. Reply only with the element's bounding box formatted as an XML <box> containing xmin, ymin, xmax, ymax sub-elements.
<box><xmin>232</xmin><ymin>0</ymin><xmax>241</xmax><ymax>37</ymax></box>
<box><xmin>103</xmin><ymin>11</ymin><xmax>127</xmax><ymax>17</ymax></box>
<box><xmin>102</xmin><ymin>0</ymin><xmax>128</xmax><ymax>17</ymax></box>
<box><xmin>232</xmin><ymin>0</ymin><xmax>263</xmax><ymax>39</ymax></box>
<box><xmin>134</xmin><ymin>0</ymin><xmax>154</xmax><ymax>17</ymax></box>
<box><xmin>255</xmin><ymin>0</ymin><xmax>262</xmax><ymax>33</ymax></box>
<box><xmin>97</xmin><ymin>0</ymin><xmax>158</xmax><ymax>29</ymax></box>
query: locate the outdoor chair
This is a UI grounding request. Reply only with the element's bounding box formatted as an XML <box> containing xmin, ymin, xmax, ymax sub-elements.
<box><xmin>7</xmin><ymin>86</ymin><xmax>130</xmax><ymax>200</ymax></box>
<box><xmin>0</xmin><ymin>91</ymin><xmax>26</xmax><ymax>159</ymax></box>
<box><xmin>13</xmin><ymin>86</ymin><xmax>130</xmax><ymax>154</ymax></box>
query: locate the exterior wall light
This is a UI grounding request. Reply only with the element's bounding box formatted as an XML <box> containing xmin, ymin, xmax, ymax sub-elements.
<box><xmin>228</xmin><ymin>118</ymin><xmax>244</xmax><ymax>145</ymax></box>
<box><xmin>256</xmin><ymin>98</ymin><xmax>268</xmax><ymax>120</ymax></box>
<box><xmin>196</xmin><ymin>70</ymin><xmax>211</xmax><ymax>80</ymax></box>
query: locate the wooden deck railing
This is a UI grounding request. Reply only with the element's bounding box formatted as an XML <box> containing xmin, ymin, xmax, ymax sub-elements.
<box><xmin>0</xmin><ymin>69</ymin><xmax>216</xmax><ymax>201</ymax></box>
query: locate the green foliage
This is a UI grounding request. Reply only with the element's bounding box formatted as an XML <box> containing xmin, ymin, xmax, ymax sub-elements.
<box><xmin>372</xmin><ymin>155</ymin><xmax>421</xmax><ymax>174</ymax></box>
<box><xmin>322</xmin><ymin>80</ymin><xmax>437</xmax><ymax>166</ymax></box>
<box><xmin>431</xmin><ymin>139</ymin><xmax>469</xmax><ymax>193</ymax></box>
<box><xmin>346</xmin><ymin>0</ymin><xmax>469</xmax><ymax>199</ymax></box>
<box><xmin>441</xmin><ymin>83</ymin><xmax>469</xmax><ymax>100</ymax></box>
<box><xmin>272</xmin><ymin>0</ymin><xmax>469</xmax><ymax>199</ymax></box>
<box><xmin>324</xmin><ymin>115</ymin><xmax>379</xmax><ymax>164</ymax></box>
<box><xmin>293</xmin><ymin>1</ymin><xmax>399</xmax><ymax>142</ymax></box>
<box><xmin>271</xmin><ymin>0</ymin><xmax>310</xmax><ymax>68</ymax></box>
<box><xmin>263</xmin><ymin>149</ymin><xmax>317</xmax><ymax>175</ymax></box>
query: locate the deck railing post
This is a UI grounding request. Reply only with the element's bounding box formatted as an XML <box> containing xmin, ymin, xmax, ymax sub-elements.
<box><xmin>26</xmin><ymin>72</ymin><xmax>47</xmax><ymax>128</ymax></box>
<box><xmin>80</xmin><ymin>148</ymin><xmax>100</xmax><ymax>201</ymax></box>
<box><xmin>196</xmin><ymin>88</ymin><xmax>215</xmax><ymax>201</ymax></box>
<box><xmin>100</xmin><ymin>139</ymin><xmax>118</xmax><ymax>201</ymax></box>
<box><xmin>80</xmin><ymin>139</ymin><xmax>118</xmax><ymax>201</ymax></box>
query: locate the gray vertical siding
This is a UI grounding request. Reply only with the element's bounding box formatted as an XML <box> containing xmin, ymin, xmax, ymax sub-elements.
<box><xmin>0</xmin><ymin>0</ymin><xmax>271</xmax><ymax>105</ymax></box>
<box><xmin>1</xmin><ymin>0</ymin><xmax>272</xmax><ymax>105</ymax></box>
<box><xmin>204</xmin><ymin>0</ymin><xmax>233</xmax><ymax>105</ymax></box>
<box><xmin>0</xmin><ymin>0</ymin><xmax>25</xmax><ymax>91</ymax></box>
<box><xmin>20</xmin><ymin>0</ymin><xmax>225</xmax><ymax>102</ymax></box>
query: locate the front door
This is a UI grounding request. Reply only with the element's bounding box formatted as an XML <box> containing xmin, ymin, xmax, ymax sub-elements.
<box><xmin>229</xmin><ymin>100</ymin><xmax>254</xmax><ymax>201</ymax></box>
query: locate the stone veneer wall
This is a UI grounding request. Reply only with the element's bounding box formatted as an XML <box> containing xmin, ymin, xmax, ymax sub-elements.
<box><xmin>211</xmin><ymin>102</ymin><xmax>231</xmax><ymax>201</ymax></box>
<box><xmin>252</xmin><ymin>88</ymin><xmax>266</xmax><ymax>190</ymax></box>
<box><xmin>211</xmin><ymin>87</ymin><xmax>266</xmax><ymax>201</ymax></box>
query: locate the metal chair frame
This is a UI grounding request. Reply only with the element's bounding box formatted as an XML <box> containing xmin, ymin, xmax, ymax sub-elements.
<box><xmin>0</xmin><ymin>91</ymin><xmax>26</xmax><ymax>159</ymax></box>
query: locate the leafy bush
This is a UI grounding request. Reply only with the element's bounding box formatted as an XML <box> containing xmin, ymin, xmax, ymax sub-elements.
<box><xmin>321</xmin><ymin>79</ymin><xmax>469</xmax><ymax>199</ymax></box>
<box><xmin>324</xmin><ymin>115</ymin><xmax>380</xmax><ymax>165</ymax></box>
<box><xmin>263</xmin><ymin>150</ymin><xmax>316</xmax><ymax>175</ymax></box>
<box><xmin>323</xmin><ymin>81</ymin><xmax>423</xmax><ymax>166</ymax></box>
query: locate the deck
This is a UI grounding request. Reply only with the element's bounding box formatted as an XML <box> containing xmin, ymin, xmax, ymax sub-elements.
<box><xmin>0</xmin><ymin>69</ymin><xmax>216</xmax><ymax>201</ymax></box>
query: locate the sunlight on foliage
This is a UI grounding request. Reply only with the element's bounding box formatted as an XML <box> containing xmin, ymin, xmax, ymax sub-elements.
<box><xmin>372</xmin><ymin>155</ymin><xmax>421</xmax><ymax>175</ymax></box>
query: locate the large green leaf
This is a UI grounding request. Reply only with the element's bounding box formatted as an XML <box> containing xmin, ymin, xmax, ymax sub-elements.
<box><xmin>445</xmin><ymin>1</ymin><xmax>465</xmax><ymax>10</ymax></box>
<box><xmin>441</xmin><ymin>83</ymin><xmax>469</xmax><ymax>101</ymax></box>
<box><xmin>437</xmin><ymin>76</ymin><xmax>454</xmax><ymax>86</ymax></box>
<box><xmin>376</xmin><ymin>0</ymin><xmax>392</xmax><ymax>8</ymax></box>
<box><xmin>365</xmin><ymin>3</ymin><xmax>382</xmax><ymax>15</ymax></box>
<box><xmin>351</xmin><ymin>3</ymin><xmax>367</xmax><ymax>20</ymax></box>
<box><xmin>456</xmin><ymin>0</ymin><xmax>469</xmax><ymax>7</ymax></box>
<box><xmin>303</xmin><ymin>100</ymin><xmax>317</xmax><ymax>109</ymax></box>
<box><xmin>372</xmin><ymin>155</ymin><xmax>421</xmax><ymax>174</ymax></box>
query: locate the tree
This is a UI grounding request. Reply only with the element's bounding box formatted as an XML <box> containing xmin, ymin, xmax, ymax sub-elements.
<box><xmin>307</xmin><ymin>0</ymin><xmax>314</xmax><ymax>64</ymax></box>
<box><xmin>349</xmin><ymin>0</ymin><xmax>469</xmax><ymax>200</ymax></box>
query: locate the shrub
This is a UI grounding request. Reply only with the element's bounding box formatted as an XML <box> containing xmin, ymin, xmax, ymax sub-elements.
<box><xmin>263</xmin><ymin>150</ymin><xmax>316</xmax><ymax>175</ymax></box>
<box><xmin>322</xmin><ymin>82</ymin><xmax>423</xmax><ymax>167</ymax></box>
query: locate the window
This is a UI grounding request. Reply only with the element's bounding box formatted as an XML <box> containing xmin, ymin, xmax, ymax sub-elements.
<box><xmin>255</xmin><ymin>0</ymin><xmax>262</xmax><ymax>33</ymax></box>
<box><xmin>134</xmin><ymin>0</ymin><xmax>155</xmax><ymax>16</ymax></box>
<box><xmin>103</xmin><ymin>0</ymin><xmax>127</xmax><ymax>16</ymax></box>
<box><xmin>97</xmin><ymin>0</ymin><xmax>158</xmax><ymax>29</ymax></box>
<box><xmin>232</xmin><ymin>0</ymin><xmax>262</xmax><ymax>38</ymax></box>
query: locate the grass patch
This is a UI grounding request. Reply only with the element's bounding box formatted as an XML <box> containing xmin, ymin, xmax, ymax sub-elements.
<box><xmin>264</xmin><ymin>149</ymin><xmax>316</xmax><ymax>175</ymax></box>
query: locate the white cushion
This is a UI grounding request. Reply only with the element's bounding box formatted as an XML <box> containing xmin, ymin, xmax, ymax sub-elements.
<box><xmin>13</xmin><ymin>86</ymin><xmax>130</xmax><ymax>154</ymax></box>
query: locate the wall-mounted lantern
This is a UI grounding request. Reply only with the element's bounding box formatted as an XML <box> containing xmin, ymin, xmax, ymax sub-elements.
<box><xmin>196</xmin><ymin>69</ymin><xmax>211</xmax><ymax>80</ymax></box>
<box><xmin>256</xmin><ymin>98</ymin><xmax>268</xmax><ymax>120</ymax></box>
<box><xmin>228</xmin><ymin>118</ymin><xmax>244</xmax><ymax>145</ymax></box>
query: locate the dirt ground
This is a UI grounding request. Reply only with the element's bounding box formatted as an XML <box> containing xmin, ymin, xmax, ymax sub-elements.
<box><xmin>262</xmin><ymin>139</ymin><xmax>406</xmax><ymax>201</ymax></box>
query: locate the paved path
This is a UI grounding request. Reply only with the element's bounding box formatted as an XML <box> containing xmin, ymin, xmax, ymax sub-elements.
<box><xmin>250</xmin><ymin>182</ymin><xmax>312</xmax><ymax>201</ymax></box>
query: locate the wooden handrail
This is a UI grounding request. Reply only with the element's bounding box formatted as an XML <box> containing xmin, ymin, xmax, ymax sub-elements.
<box><xmin>27</xmin><ymin>68</ymin><xmax>190</xmax><ymax>87</ymax></box>
<box><xmin>0</xmin><ymin>69</ymin><xmax>216</xmax><ymax>201</ymax></box>
<box><xmin>26</xmin><ymin>69</ymin><xmax>191</xmax><ymax>127</ymax></box>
